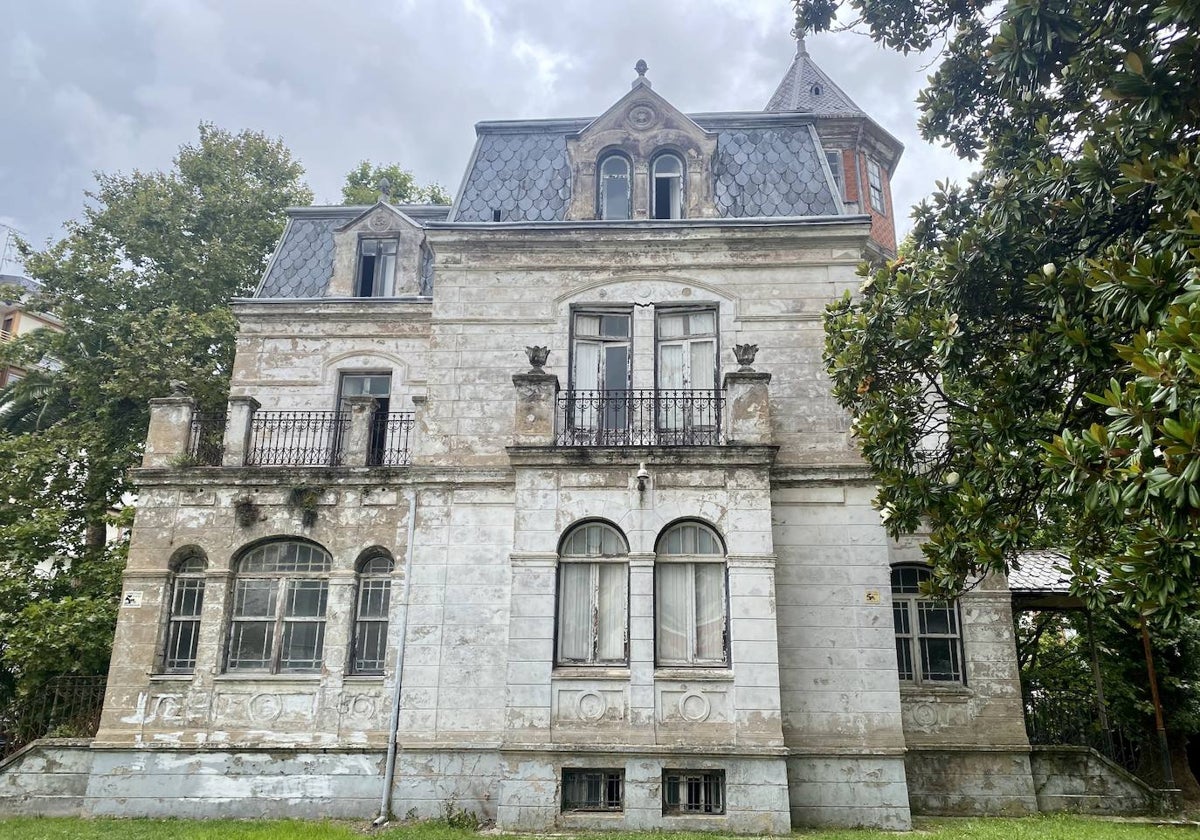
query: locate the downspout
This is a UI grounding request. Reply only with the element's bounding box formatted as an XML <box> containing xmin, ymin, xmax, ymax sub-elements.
<box><xmin>375</xmin><ymin>487</ymin><xmax>418</xmax><ymax>824</ymax></box>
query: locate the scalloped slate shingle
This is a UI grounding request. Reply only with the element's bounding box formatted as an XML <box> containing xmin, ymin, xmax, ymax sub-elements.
<box><xmin>258</xmin><ymin>217</ymin><xmax>338</xmax><ymax>298</ymax></box>
<box><xmin>453</xmin><ymin>132</ymin><xmax>572</xmax><ymax>222</ymax></box>
<box><xmin>766</xmin><ymin>42</ymin><xmax>865</xmax><ymax>116</ymax></box>
<box><xmin>713</xmin><ymin>128</ymin><xmax>838</xmax><ymax>217</ymax></box>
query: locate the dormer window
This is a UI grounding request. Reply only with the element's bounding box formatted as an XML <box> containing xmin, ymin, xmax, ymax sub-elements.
<box><xmin>356</xmin><ymin>239</ymin><xmax>397</xmax><ymax>297</ymax></box>
<box><xmin>651</xmin><ymin>153</ymin><xmax>683</xmax><ymax>220</ymax></box>
<box><xmin>598</xmin><ymin>154</ymin><xmax>631</xmax><ymax>220</ymax></box>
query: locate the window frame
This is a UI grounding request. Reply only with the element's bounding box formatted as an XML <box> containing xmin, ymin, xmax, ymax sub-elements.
<box><xmin>651</xmin><ymin>151</ymin><xmax>685</xmax><ymax>220</ymax></box>
<box><xmin>225</xmin><ymin>540</ymin><xmax>332</xmax><ymax>675</ymax></box>
<box><xmin>824</xmin><ymin>149</ymin><xmax>844</xmax><ymax>199</ymax></box>
<box><xmin>662</xmin><ymin>769</ymin><xmax>725</xmax><ymax>815</ymax></box>
<box><xmin>162</xmin><ymin>549</ymin><xmax>207</xmax><ymax>674</ymax></box>
<box><xmin>355</xmin><ymin>237</ymin><xmax>399</xmax><ymax>298</ymax></box>
<box><xmin>597</xmin><ymin>152</ymin><xmax>632</xmax><ymax>220</ymax></box>
<box><xmin>866</xmin><ymin>158</ymin><xmax>886</xmax><ymax>215</ymax></box>
<box><xmin>561</xmin><ymin>768</ymin><xmax>625</xmax><ymax>813</ymax></box>
<box><xmin>891</xmin><ymin>564</ymin><xmax>965</xmax><ymax>686</ymax></box>
<box><xmin>654</xmin><ymin>521</ymin><xmax>729</xmax><ymax>667</ymax></box>
<box><xmin>351</xmin><ymin>551</ymin><xmax>395</xmax><ymax>675</ymax></box>
<box><xmin>555</xmin><ymin>521</ymin><xmax>630</xmax><ymax>667</ymax></box>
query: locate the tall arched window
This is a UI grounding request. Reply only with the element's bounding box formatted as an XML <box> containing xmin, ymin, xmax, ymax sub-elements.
<box><xmin>352</xmin><ymin>550</ymin><xmax>395</xmax><ymax>674</ymax></box>
<box><xmin>163</xmin><ymin>547</ymin><xmax>207</xmax><ymax>674</ymax></box>
<box><xmin>227</xmin><ymin>540</ymin><xmax>331</xmax><ymax>673</ymax></box>
<box><xmin>557</xmin><ymin>522</ymin><xmax>629</xmax><ymax>664</ymax></box>
<box><xmin>891</xmin><ymin>565</ymin><xmax>963</xmax><ymax>684</ymax></box>
<box><xmin>655</xmin><ymin>522</ymin><xmax>727</xmax><ymax>665</ymax></box>
<box><xmin>651</xmin><ymin>152</ymin><xmax>684</xmax><ymax>219</ymax></box>
<box><xmin>598</xmin><ymin>154</ymin><xmax>631</xmax><ymax>220</ymax></box>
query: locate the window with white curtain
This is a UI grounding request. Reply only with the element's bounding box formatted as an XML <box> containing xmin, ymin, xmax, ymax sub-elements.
<box><xmin>226</xmin><ymin>540</ymin><xmax>331</xmax><ymax>673</ymax></box>
<box><xmin>891</xmin><ymin>565</ymin><xmax>963</xmax><ymax>685</ymax></box>
<box><xmin>655</xmin><ymin>522</ymin><xmax>727</xmax><ymax>666</ymax></box>
<box><xmin>557</xmin><ymin>522</ymin><xmax>629</xmax><ymax>665</ymax></box>
<box><xmin>656</xmin><ymin>308</ymin><xmax>718</xmax><ymax>442</ymax></box>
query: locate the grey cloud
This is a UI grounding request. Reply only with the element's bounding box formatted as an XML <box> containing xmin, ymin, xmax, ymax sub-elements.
<box><xmin>0</xmin><ymin>0</ymin><xmax>976</xmax><ymax>250</ymax></box>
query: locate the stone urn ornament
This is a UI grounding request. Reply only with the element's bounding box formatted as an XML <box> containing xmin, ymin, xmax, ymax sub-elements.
<box><xmin>733</xmin><ymin>344</ymin><xmax>759</xmax><ymax>371</ymax></box>
<box><xmin>525</xmin><ymin>346</ymin><xmax>550</xmax><ymax>373</ymax></box>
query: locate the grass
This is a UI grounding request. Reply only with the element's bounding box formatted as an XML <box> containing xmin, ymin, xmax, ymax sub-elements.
<box><xmin>0</xmin><ymin>814</ymin><xmax>1191</xmax><ymax>840</ymax></box>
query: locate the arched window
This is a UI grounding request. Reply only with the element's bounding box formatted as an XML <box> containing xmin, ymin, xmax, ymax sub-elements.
<box><xmin>655</xmin><ymin>522</ymin><xmax>727</xmax><ymax>665</ymax></box>
<box><xmin>163</xmin><ymin>548</ymin><xmax>207</xmax><ymax>674</ymax></box>
<box><xmin>352</xmin><ymin>550</ymin><xmax>395</xmax><ymax>674</ymax></box>
<box><xmin>891</xmin><ymin>565</ymin><xmax>963</xmax><ymax>684</ymax></box>
<box><xmin>557</xmin><ymin>522</ymin><xmax>629</xmax><ymax>664</ymax></box>
<box><xmin>598</xmin><ymin>154</ymin><xmax>631</xmax><ymax>220</ymax></box>
<box><xmin>227</xmin><ymin>540</ymin><xmax>332</xmax><ymax>673</ymax></box>
<box><xmin>651</xmin><ymin>153</ymin><xmax>684</xmax><ymax>220</ymax></box>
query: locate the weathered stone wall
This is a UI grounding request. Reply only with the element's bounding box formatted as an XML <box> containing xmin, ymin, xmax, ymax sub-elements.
<box><xmin>905</xmin><ymin>749</ymin><xmax>1037</xmax><ymax>816</ymax></box>
<box><xmin>0</xmin><ymin>740</ymin><xmax>93</xmax><ymax>817</ymax></box>
<box><xmin>1030</xmin><ymin>746</ymin><xmax>1160</xmax><ymax>815</ymax></box>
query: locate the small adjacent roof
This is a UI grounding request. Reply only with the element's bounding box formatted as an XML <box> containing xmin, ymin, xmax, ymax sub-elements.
<box><xmin>1009</xmin><ymin>550</ymin><xmax>1073</xmax><ymax>595</ymax></box>
<box><xmin>766</xmin><ymin>36</ymin><xmax>864</xmax><ymax>116</ymax></box>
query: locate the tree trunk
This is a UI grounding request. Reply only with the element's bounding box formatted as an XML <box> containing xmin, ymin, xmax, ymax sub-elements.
<box><xmin>1170</xmin><ymin>733</ymin><xmax>1200</xmax><ymax>803</ymax></box>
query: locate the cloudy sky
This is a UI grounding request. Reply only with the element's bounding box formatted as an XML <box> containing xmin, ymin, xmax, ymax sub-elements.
<box><xmin>1</xmin><ymin>0</ymin><xmax>978</xmax><ymax>268</ymax></box>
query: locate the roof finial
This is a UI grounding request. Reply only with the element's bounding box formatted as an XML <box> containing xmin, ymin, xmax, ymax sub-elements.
<box><xmin>378</xmin><ymin>176</ymin><xmax>392</xmax><ymax>202</ymax></box>
<box><xmin>632</xmin><ymin>58</ymin><xmax>651</xmax><ymax>88</ymax></box>
<box><xmin>790</xmin><ymin>22</ymin><xmax>808</xmax><ymax>55</ymax></box>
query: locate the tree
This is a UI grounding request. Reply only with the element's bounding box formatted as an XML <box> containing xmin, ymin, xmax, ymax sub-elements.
<box><xmin>805</xmin><ymin>1</ymin><xmax>1200</xmax><ymax>626</ymax></box>
<box><xmin>0</xmin><ymin>124</ymin><xmax>312</xmax><ymax>708</ymax></box>
<box><xmin>341</xmin><ymin>160</ymin><xmax>451</xmax><ymax>206</ymax></box>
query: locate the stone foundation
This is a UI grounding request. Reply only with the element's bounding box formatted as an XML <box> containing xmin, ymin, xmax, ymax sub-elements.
<box><xmin>1030</xmin><ymin>745</ymin><xmax>1163</xmax><ymax>815</ymax></box>
<box><xmin>904</xmin><ymin>748</ymin><xmax>1038</xmax><ymax>816</ymax></box>
<box><xmin>786</xmin><ymin>754</ymin><xmax>912</xmax><ymax>829</ymax></box>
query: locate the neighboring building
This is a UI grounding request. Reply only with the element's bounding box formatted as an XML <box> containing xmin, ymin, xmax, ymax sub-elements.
<box><xmin>0</xmin><ymin>41</ymin><xmax>1149</xmax><ymax>829</ymax></box>
<box><xmin>0</xmin><ymin>273</ymin><xmax>61</xmax><ymax>388</ymax></box>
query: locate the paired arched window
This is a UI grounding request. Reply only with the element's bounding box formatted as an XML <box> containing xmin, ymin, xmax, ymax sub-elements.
<box><xmin>554</xmin><ymin>520</ymin><xmax>728</xmax><ymax>668</ymax></box>
<box><xmin>598</xmin><ymin>154</ymin><xmax>631</xmax><ymax>220</ymax></box>
<box><xmin>352</xmin><ymin>550</ymin><xmax>395</xmax><ymax>674</ymax></box>
<box><xmin>557</xmin><ymin>522</ymin><xmax>629</xmax><ymax>664</ymax></box>
<box><xmin>891</xmin><ymin>565</ymin><xmax>963</xmax><ymax>684</ymax></box>
<box><xmin>655</xmin><ymin>522</ymin><xmax>726</xmax><ymax>665</ymax></box>
<box><xmin>227</xmin><ymin>540</ymin><xmax>331</xmax><ymax>673</ymax></box>
<box><xmin>163</xmin><ymin>547</ymin><xmax>207</xmax><ymax>673</ymax></box>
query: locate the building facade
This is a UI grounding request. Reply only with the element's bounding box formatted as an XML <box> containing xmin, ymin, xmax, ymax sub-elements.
<box><xmin>18</xmin><ymin>45</ymin><xmax>1047</xmax><ymax>829</ymax></box>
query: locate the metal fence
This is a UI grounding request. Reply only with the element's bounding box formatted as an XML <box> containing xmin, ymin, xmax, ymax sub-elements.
<box><xmin>369</xmin><ymin>411</ymin><xmax>415</xmax><ymax>466</ymax></box>
<box><xmin>556</xmin><ymin>389</ymin><xmax>724</xmax><ymax>447</ymax></box>
<box><xmin>246</xmin><ymin>410</ymin><xmax>348</xmax><ymax>467</ymax></box>
<box><xmin>187</xmin><ymin>412</ymin><xmax>226</xmax><ymax>466</ymax></box>
<box><xmin>0</xmin><ymin>676</ymin><xmax>107</xmax><ymax>761</ymax></box>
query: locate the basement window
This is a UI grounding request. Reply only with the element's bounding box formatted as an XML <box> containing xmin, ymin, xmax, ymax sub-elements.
<box><xmin>562</xmin><ymin>769</ymin><xmax>624</xmax><ymax>812</ymax></box>
<box><xmin>663</xmin><ymin>770</ymin><xmax>725</xmax><ymax>815</ymax></box>
<box><xmin>356</xmin><ymin>238</ymin><xmax>397</xmax><ymax>297</ymax></box>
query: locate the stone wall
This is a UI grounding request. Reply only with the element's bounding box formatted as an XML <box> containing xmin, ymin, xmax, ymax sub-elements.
<box><xmin>1030</xmin><ymin>746</ymin><xmax>1161</xmax><ymax>815</ymax></box>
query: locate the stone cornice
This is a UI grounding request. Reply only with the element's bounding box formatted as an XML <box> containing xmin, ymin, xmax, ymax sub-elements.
<box><xmin>506</xmin><ymin>444</ymin><xmax>777</xmax><ymax>469</ymax></box>
<box><xmin>130</xmin><ymin>466</ymin><xmax>515</xmax><ymax>491</ymax></box>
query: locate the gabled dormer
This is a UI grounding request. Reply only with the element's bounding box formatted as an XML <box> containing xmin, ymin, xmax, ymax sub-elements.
<box><xmin>330</xmin><ymin>201</ymin><xmax>430</xmax><ymax>298</ymax></box>
<box><xmin>564</xmin><ymin>61</ymin><xmax>718</xmax><ymax>221</ymax></box>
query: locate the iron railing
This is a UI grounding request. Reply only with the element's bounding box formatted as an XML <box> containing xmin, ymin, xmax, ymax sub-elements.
<box><xmin>0</xmin><ymin>675</ymin><xmax>107</xmax><ymax>761</ymax></box>
<box><xmin>1023</xmin><ymin>688</ymin><xmax>1167</xmax><ymax>788</ymax></box>
<box><xmin>556</xmin><ymin>389</ymin><xmax>724</xmax><ymax>447</ymax></box>
<box><xmin>187</xmin><ymin>412</ymin><xmax>226</xmax><ymax>466</ymax></box>
<box><xmin>369</xmin><ymin>411</ymin><xmax>415</xmax><ymax>466</ymax></box>
<box><xmin>246</xmin><ymin>410</ymin><xmax>348</xmax><ymax>467</ymax></box>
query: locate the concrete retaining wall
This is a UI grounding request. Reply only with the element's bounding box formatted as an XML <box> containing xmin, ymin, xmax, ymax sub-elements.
<box><xmin>1030</xmin><ymin>745</ymin><xmax>1160</xmax><ymax>815</ymax></box>
<box><xmin>905</xmin><ymin>748</ymin><xmax>1038</xmax><ymax>816</ymax></box>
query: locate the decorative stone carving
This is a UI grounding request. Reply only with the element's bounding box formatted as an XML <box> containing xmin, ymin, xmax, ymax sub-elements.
<box><xmin>678</xmin><ymin>692</ymin><xmax>711</xmax><ymax>723</ymax></box>
<box><xmin>627</xmin><ymin>104</ymin><xmax>657</xmax><ymax>129</ymax></box>
<box><xmin>169</xmin><ymin>379</ymin><xmax>190</xmax><ymax>397</ymax></box>
<box><xmin>576</xmin><ymin>691</ymin><xmax>607</xmax><ymax>722</ymax></box>
<box><xmin>733</xmin><ymin>343</ymin><xmax>759</xmax><ymax>371</ymax></box>
<box><xmin>524</xmin><ymin>345</ymin><xmax>550</xmax><ymax>373</ymax></box>
<box><xmin>248</xmin><ymin>692</ymin><xmax>282</xmax><ymax>723</ymax></box>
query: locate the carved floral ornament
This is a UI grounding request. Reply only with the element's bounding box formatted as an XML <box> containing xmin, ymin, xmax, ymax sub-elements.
<box><xmin>733</xmin><ymin>343</ymin><xmax>759</xmax><ymax>371</ymax></box>
<box><xmin>525</xmin><ymin>345</ymin><xmax>550</xmax><ymax>373</ymax></box>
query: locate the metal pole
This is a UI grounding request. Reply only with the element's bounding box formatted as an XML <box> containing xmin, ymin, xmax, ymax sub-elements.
<box><xmin>1138</xmin><ymin>615</ymin><xmax>1175</xmax><ymax>789</ymax></box>
<box><xmin>1085</xmin><ymin>611</ymin><xmax>1113</xmax><ymax>755</ymax></box>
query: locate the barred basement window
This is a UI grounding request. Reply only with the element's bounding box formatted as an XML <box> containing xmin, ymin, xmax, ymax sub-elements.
<box><xmin>163</xmin><ymin>549</ymin><xmax>207</xmax><ymax>673</ymax></box>
<box><xmin>351</xmin><ymin>551</ymin><xmax>394</xmax><ymax>674</ymax></box>
<box><xmin>562</xmin><ymin>769</ymin><xmax>624</xmax><ymax>812</ymax></box>
<box><xmin>662</xmin><ymin>770</ymin><xmax>724</xmax><ymax>815</ymax></box>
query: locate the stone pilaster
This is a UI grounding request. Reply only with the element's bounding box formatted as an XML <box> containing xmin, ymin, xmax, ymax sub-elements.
<box><xmin>512</xmin><ymin>372</ymin><xmax>559</xmax><ymax>446</ymax></box>
<box><xmin>142</xmin><ymin>396</ymin><xmax>196</xmax><ymax>467</ymax></box>
<box><xmin>628</xmin><ymin>554</ymin><xmax>656</xmax><ymax>729</ymax></box>
<box><xmin>221</xmin><ymin>396</ymin><xmax>260</xmax><ymax>467</ymax></box>
<box><xmin>723</xmin><ymin>370</ymin><xmax>772</xmax><ymax>445</ymax></box>
<box><xmin>341</xmin><ymin>395</ymin><xmax>378</xmax><ymax>468</ymax></box>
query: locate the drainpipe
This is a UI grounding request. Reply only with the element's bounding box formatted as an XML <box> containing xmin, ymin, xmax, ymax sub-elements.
<box><xmin>375</xmin><ymin>488</ymin><xmax>418</xmax><ymax>825</ymax></box>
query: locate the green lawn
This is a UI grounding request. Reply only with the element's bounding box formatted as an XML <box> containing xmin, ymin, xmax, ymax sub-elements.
<box><xmin>0</xmin><ymin>815</ymin><xmax>1190</xmax><ymax>840</ymax></box>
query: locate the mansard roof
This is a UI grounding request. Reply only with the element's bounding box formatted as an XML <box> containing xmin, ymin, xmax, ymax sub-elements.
<box><xmin>450</xmin><ymin>112</ymin><xmax>842</xmax><ymax>223</ymax></box>
<box><xmin>766</xmin><ymin>37</ymin><xmax>864</xmax><ymax>116</ymax></box>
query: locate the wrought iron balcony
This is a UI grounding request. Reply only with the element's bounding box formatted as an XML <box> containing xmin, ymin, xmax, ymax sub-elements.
<box><xmin>187</xmin><ymin>412</ymin><xmax>227</xmax><ymax>466</ymax></box>
<box><xmin>247</xmin><ymin>410</ymin><xmax>350</xmax><ymax>467</ymax></box>
<box><xmin>369</xmin><ymin>411</ymin><xmax>415</xmax><ymax>466</ymax></box>
<box><xmin>555</xmin><ymin>389</ymin><xmax>724</xmax><ymax>447</ymax></box>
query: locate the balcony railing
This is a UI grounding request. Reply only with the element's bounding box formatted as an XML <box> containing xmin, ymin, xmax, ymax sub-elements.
<box><xmin>370</xmin><ymin>411</ymin><xmax>415</xmax><ymax>466</ymax></box>
<box><xmin>555</xmin><ymin>389</ymin><xmax>724</xmax><ymax>447</ymax></box>
<box><xmin>247</xmin><ymin>410</ymin><xmax>349</xmax><ymax>467</ymax></box>
<box><xmin>187</xmin><ymin>412</ymin><xmax>226</xmax><ymax>466</ymax></box>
